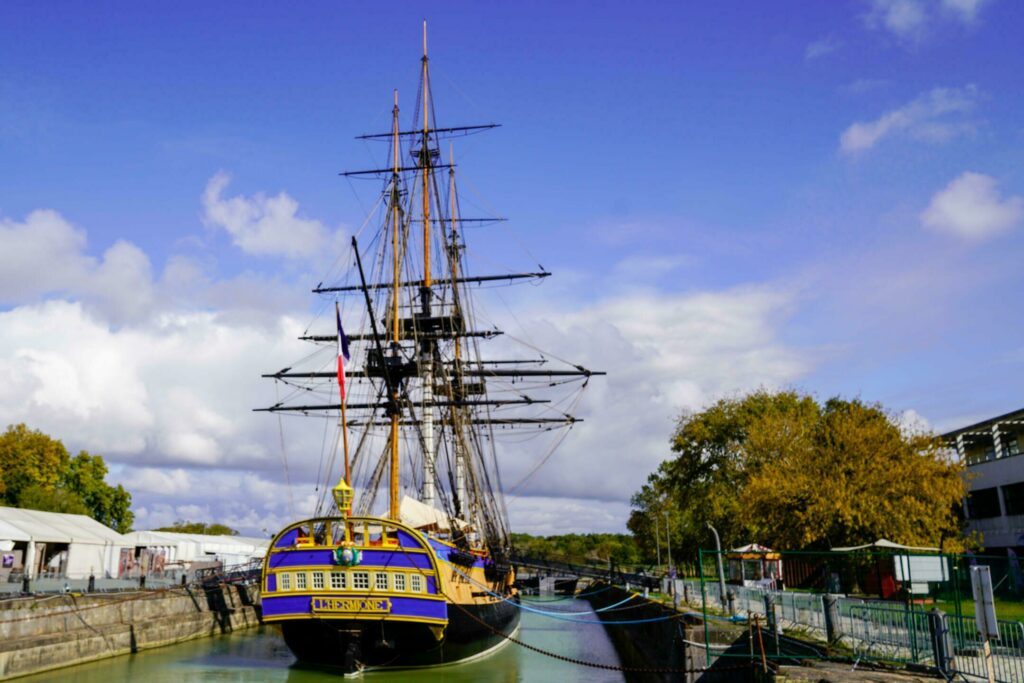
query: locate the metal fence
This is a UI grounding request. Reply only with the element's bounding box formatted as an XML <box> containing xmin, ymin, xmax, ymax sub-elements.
<box><xmin>683</xmin><ymin>548</ymin><xmax>1024</xmax><ymax>681</ymax></box>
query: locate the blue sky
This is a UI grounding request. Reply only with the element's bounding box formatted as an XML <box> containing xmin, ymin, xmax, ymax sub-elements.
<box><xmin>2</xmin><ymin>1</ymin><xmax>1023</xmax><ymax>534</ymax></box>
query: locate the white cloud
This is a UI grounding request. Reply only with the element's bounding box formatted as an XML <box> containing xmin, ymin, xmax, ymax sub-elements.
<box><xmin>866</xmin><ymin>0</ymin><xmax>929</xmax><ymax>41</ymax></box>
<box><xmin>898</xmin><ymin>408</ymin><xmax>932</xmax><ymax>436</ymax></box>
<box><xmin>486</xmin><ymin>284</ymin><xmax>810</xmax><ymax>508</ymax></box>
<box><xmin>805</xmin><ymin>36</ymin><xmax>842</xmax><ymax>61</ymax></box>
<box><xmin>865</xmin><ymin>0</ymin><xmax>990</xmax><ymax>40</ymax></box>
<box><xmin>839</xmin><ymin>85</ymin><xmax>978</xmax><ymax>154</ymax></box>
<box><xmin>941</xmin><ymin>0</ymin><xmax>989</xmax><ymax>23</ymax></box>
<box><xmin>201</xmin><ymin>171</ymin><xmax>335</xmax><ymax>259</ymax></box>
<box><xmin>0</xmin><ymin>299</ymin><xmax>312</xmax><ymax>466</ymax></box>
<box><xmin>921</xmin><ymin>172</ymin><xmax>1024</xmax><ymax>240</ymax></box>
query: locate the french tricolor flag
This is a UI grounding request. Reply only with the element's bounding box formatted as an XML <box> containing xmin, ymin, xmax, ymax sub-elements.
<box><xmin>335</xmin><ymin>303</ymin><xmax>351</xmax><ymax>401</ymax></box>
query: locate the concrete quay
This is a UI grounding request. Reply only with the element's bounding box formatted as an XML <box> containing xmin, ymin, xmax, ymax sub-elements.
<box><xmin>0</xmin><ymin>583</ymin><xmax>260</xmax><ymax>680</ymax></box>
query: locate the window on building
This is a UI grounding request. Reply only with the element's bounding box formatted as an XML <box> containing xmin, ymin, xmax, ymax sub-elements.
<box><xmin>330</xmin><ymin>572</ymin><xmax>346</xmax><ymax>590</ymax></box>
<box><xmin>312</xmin><ymin>571</ymin><xmax>324</xmax><ymax>589</ymax></box>
<box><xmin>296</xmin><ymin>572</ymin><xmax>308</xmax><ymax>590</ymax></box>
<box><xmin>1002</xmin><ymin>482</ymin><xmax>1024</xmax><ymax>516</ymax></box>
<box><xmin>352</xmin><ymin>572</ymin><xmax>369</xmax><ymax>590</ymax></box>
<box><xmin>1006</xmin><ymin>434</ymin><xmax>1021</xmax><ymax>457</ymax></box>
<box><xmin>967</xmin><ymin>487</ymin><xmax>1002</xmax><ymax>519</ymax></box>
<box><xmin>376</xmin><ymin>573</ymin><xmax>389</xmax><ymax>591</ymax></box>
<box><xmin>394</xmin><ymin>573</ymin><xmax>406</xmax><ymax>592</ymax></box>
<box><xmin>279</xmin><ymin>573</ymin><xmax>291</xmax><ymax>591</ymax></box>
<box><xmin>410</xmin><ymin>574</ymin><xmax>423</xmax><ymax>593</ymax></box>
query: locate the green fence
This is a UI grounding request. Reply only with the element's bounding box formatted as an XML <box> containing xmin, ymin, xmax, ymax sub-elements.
<box><xmin>686</xmin><ymin>548</ymin><xmax>1024</xmax><ymax>680</ymax></box>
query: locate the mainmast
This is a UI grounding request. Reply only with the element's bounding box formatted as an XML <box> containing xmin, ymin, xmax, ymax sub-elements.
<box><xmin>419</xmin><ymin>20</ymin><xmax>437</xmax><ymax>509</ymax></box>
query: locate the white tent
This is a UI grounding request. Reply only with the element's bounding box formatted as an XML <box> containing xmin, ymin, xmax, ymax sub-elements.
<box><xmin>122</xmin><ymin>530</ymin><xmax>269</xmax><ymax>569</ymax></box>
<box><xmin>0</xmin><ymin>506</ymin><xmax>129</xmax><ymax>578</ymax></box>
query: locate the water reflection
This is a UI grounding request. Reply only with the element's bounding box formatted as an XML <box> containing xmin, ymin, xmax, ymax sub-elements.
<box><xmin>22</xmin><ymin>599</ymin><xmax>624</xmax><ymax>682</ymax></box>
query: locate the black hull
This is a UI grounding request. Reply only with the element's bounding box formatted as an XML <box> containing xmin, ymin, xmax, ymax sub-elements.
<box><xmin>280</xmin><ymin>597</ymin><xmax>521</xmax><ymax>673</ymax></box>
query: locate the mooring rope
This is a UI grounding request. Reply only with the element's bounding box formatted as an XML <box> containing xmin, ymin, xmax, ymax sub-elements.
<box><xmin>439</xmin><ymin>587</ymin><xmax>751</xmax><ymax>675</ymax></box>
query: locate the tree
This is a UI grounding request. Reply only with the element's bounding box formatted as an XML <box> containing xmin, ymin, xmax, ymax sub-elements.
<box><xmin>18</xmin><ymin>484</ymin><xmax>91</xmax><ymax>516</ymax></box>
<box><xmin>0</xmin><ymin>424</ymin><xmax>134</xmax><ymax>533</ymax></box>
<box><xmin>156</xmin><ymin>521</ymin><xmax>239</xmax><ymax>536</ymax></box>
<box><xmin>0</xmin><ymin>423</ymin><xmax>70</xmax><ymax>505</ymax></box>
<box><xmin>65</xmin><ymin>453</ymin><xmax>134</xmax><ymax>533</ymax></box>
<box><xmin>628</xmin><ymin>391</ymin><xmax>967</xmax><ymax>557</ymax></box>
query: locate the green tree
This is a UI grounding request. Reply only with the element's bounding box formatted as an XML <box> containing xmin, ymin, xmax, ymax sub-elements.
<box><xmin>64</xmin><ymin>453</ymin><xmax>134</xmax><ymax>533</ymax></box>
<box><xmin>0</xmin><ymin>424</ymin><xmax>70</xmax><ymax>505</ymax></box>
<box><xmin>0</xmin><ymin>424</ymin><xmax>134</xmax><ymax>533</ymax></box>
<box><xmin>18</xmin><ymin>483</ymin><xmax>91</xmax><ymax>516</ymax></box>
<box><xmin>629</xmin><ymin>391</ymin><xmax>967</xmax><ymax>557</ymax></box>
<box><xmin>156</xmin><ymin>521</ymin><xmax>239</xmax><ymax>536</ymax></box>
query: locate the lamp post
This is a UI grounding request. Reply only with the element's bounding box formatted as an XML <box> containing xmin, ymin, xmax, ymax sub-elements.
<box><xmin>664</xmin><ymin>512</ymin><xmax>673</xmax><ymax>572</ymax></box>
<box><xmin>706</xmin><ymin>523</ymin><xmax>727</xmax><ymax>603</ymax></box>
<box><xmin>654</xmin><ymin>515</ymin><xmax>661</xmax><ymax>569</ymax></box>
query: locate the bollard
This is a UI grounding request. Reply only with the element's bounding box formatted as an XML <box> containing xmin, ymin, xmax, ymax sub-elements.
<box><xmin>139</xmin><ymin>574</ymin><xmax>146</xmax><ymax>589</ymax></box>
<box><xmin>181</xmin><ymin>574</ymin><xmax>187</xmax><ymax>587</ymax></box>
<box><xmin>88</xmin><ymin>574</ymin><xmax>96</xmax><ymax>592</ymax></box>
<box><xmin>727</xmin><ymin>589</ymin><xmax>736</xmax><ymax>616</ymax></box>
<box><xmin>764</xmin><ymin>592</ymin><xmax>778</xmax><ymax>634</ymax></box>
<box><xmin>928</xmin><ymin>608</ymin><xmax>955</xmax><ymax>677</ymax></box>
<box><xmin>21</xmin><ymin>575</ymin><xmax>30</xmax><ymax>594</ymax></box>
<box><xmin>823</xmin><ymin>594</ymin><xmax>842</xmax><ymax>644</ymax></box>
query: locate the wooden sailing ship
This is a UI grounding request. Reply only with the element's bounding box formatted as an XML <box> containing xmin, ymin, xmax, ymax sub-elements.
<box><xmin>257</xmin><ymin>24</ymin><xmax>602</xmax><ymax>674</ymax></box>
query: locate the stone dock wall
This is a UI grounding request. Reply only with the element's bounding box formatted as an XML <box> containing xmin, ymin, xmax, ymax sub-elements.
<box><xmin>582</xmin><ymin>583</ymin><xmax>755</xmax><ymax>682</ymax></box>
<box><xmin>0</xmin><ymin>583</ymin><xmax>261</xmax><ymax>680</ymax></box>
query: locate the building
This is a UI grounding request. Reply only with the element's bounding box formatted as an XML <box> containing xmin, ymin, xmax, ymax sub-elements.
<box><xmin>942</xmin><ymin>407</ymin><xmax>1024</xmax><ymax>554</ymax></box>
<box><xmin>0</xmin><ymin>506</ymin><xmax>130</xmax><ymax>579</ymax></box>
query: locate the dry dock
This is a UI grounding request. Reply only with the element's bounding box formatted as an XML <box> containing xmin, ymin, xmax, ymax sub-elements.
<box><xmin>0</xmin><ymin>583</ymin><xmax>259</xmax><ymax>680</ymax></box>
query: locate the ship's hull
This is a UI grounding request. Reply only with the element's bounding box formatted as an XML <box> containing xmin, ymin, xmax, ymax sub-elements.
<box><xmin>261</xmin><ymin>515</ymin><xmax>520</xmax><ymax>674</ymax></box>
<box><xmin>279</xmin><ymin>597</ymin><xmax>520</xmax><ymax>673</ymax></box>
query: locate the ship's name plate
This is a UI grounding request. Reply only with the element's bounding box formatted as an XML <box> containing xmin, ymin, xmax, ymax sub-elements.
<box><xmin>311</xmin><ymin>597</ymin><xmax>392</xmax><ymax>614</ymax></box>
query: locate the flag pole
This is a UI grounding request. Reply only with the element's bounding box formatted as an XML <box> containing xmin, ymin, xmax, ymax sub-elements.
<box><xmin>336</xmin><ymin>302</ymin><xmax>352</xmax><ymax>493</ymax></box>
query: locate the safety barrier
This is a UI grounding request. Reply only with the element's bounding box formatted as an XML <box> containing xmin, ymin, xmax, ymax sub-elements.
<box><xmin>947</xmin><ymin>613</ymin><xmax>1024</xmax><ymax>682</ymax></box>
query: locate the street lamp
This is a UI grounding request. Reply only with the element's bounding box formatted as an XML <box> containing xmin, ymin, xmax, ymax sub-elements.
<box><xmin>664</xmin><ymin>512</ymin><xmax>673</xmax><ymax>572</ymax></box>
<box><xmin>653</xmin><ymin>515</ymin><xmax>661</xmax><ymax>569</ymax></box>
<box><xmin>706</xmin><ymin>523</ymin><xmax>727</xmax><ymax>603</ymax></box>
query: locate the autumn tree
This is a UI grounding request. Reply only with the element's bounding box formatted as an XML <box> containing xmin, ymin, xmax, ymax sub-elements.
<box><xmin>628</xmin><ymin>391</ymin><xmax>966</xmax><ymax>559</ymax></box>
<box><xmin>0</xmin><ymin>424</ymin><xmax>134</xmax><ymax>533</ymax></box>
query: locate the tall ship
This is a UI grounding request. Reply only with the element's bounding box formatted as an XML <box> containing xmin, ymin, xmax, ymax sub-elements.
<box><xmin>257</xmin><ymin>24</ymin><xmax>601</xmax><ymax>674</ymax></box>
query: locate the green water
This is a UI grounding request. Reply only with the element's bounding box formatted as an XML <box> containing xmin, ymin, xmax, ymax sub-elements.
<box><xmin>22</xmin><ymin>599</ymin><xmax>624</xmax><ymax>682</ymax></box>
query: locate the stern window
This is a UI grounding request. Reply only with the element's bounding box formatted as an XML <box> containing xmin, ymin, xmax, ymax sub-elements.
<box><xmin>330</xmin><ymin>571</ymin><xmax>346</xmax><ymax>590</ymax></box>
<box><xmin>312</xmin><ymin>572</ymin><xmax>324</xmax><ymax>590</ymax></box>
<box><xmin>353</xmin><ymin>571</ymin><xmax>369</xmax><ymax>590</ymax></box>
<box><xmin>410</xmin><ymin>574</ymin><xmax>423</xmax><ymax>593</ymax></box>
<box><xmin>296</xmin><ymin>572</ymin><xmax>308</xmax><ymax>590</ymax></box>
<box><xmin>375</xmin><ymin>573</ymin><xmax>389</xmax><ymax>591</ymax></box>
<box><xmin>394</xmin><ymin>573</ymin><xmax>406</xmax><ymax>591</ymax></box>
<box><xmin>279</xmin><ymin>573</ymin><xmax>291</xmax><ymax>591</ymax></box>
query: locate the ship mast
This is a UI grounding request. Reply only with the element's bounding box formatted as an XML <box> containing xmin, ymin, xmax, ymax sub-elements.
<box><xmin>389</xmin><ymin>88</ymin><xmax>402</xmax><ymax>521</ymax></box>
<box><xmin>419</xmin><ymin>20</ymin><xmax>437</xmax><ymax>509</ymax></box>
<box><xmin>257</xmin><ymin>26</ymin><xmax>606</xmax><ymax>548</ymax></box>
<box><xmin>449</xmin><ymin>145</ymin><xmax>468</xmax><ymax>519</ymax></box>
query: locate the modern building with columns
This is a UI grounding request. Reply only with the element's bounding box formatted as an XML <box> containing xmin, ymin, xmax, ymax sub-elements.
<box><xmin>942</xmin><ymin>407</ymin><xmax>1024</xmax><ymax>554</ymax></box>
